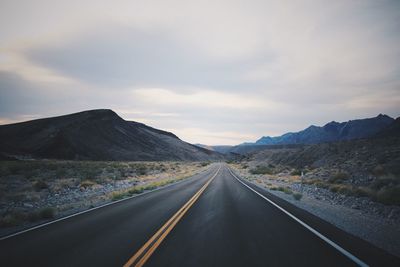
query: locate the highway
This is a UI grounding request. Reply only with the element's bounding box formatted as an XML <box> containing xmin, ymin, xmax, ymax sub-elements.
<box><xmin>1</xmin><ymin>163</ymin><xmax>399</xmax><ymax>266</ymax></box>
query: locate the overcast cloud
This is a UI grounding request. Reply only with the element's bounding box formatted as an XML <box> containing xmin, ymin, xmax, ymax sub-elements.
<box><xmin>0</xmin><ymin>0</ymin><xmax>399</xmax><ymax>145</ymax></box>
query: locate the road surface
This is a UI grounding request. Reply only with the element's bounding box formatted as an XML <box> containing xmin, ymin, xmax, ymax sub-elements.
<box><xmin>0</xmin><ymin>163</ymin><xmax>399</xmax><ymax>266</ymax></box>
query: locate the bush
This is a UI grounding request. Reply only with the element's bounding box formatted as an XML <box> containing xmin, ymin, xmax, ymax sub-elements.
<box><xmin>56</xmin><ymin>167</ymin><xmax>68</xmax><ymax>178</ymax></box>
<box><xmin>282</xmin><ymin>187</ymin><xmax>293</xmax><ymax>195</ymax></box>
<box><xmin>27</xmin><ymin>212</ymin><xmax>40</xmax><ymax>222</ymax></box>
<box><xmin>328</xmin><ymin>172</ymin><xmax>349</xmax><ymax>183</ymax></box>
<box><xmin>128</xmin><ymin>187</ymin><xmax>144</xmax><ymax>195</ymax></box>
<box><xmin>329</xmin><ymin>184</ymin><xmax>352</xmax><ymax>195</ymax></box>
<box><xmin>371</xmin><ymin>165</ymin><xmax>386</xmax><ymax>176</ymax></box>
<box><xmin>111</xmin><ymin>192</ymin><xmax>126</xmax><ymax>201</ymax></box>
<box><xmin>136</xmin><ymin>165</ymin><xmax>147</xmax><ymax>176</ymax></box>
<box><xmin>81</xmin><ymin>166</ymin><xmax>100</xmax><ymax>180</ymax></box>
<box><xmin>80</xmin><ymin>180</ymin><xmax>97</xmax><ymax>188</ymax></box>
<box><xmin>0</xmin><ymin>214</ymin><xmax>21</xmax><ymax>227</ymax></box>
<box><xmin>33</xmin><ymin>180</ymin><xmax>48</xmax><ymax>191</ymax></box>
<box><xmin>352</xmin><ymin>187</ymin><xmax>374</xmax><ymax>198</ymax></box>
<box><xmin>370</xmin><ymin>176</ymin><xmax>398</xmax><ymax>190</ymax></box>
<box><xmin>376</xmin><ymin>186</ymin><xmax>400</xmax><ymax>205</ymax></box>
<box><xmin>293</xmin><ymin>193</ymin><xmax>303</xmax><ymax>200</ymax></box>
<box><xmin>250</xmin><ymin>166</ymin><xmax>273</xmax><ymax>175</ymax></box>
<box><xmin>291</xmin><ymin>169</ymin><xmax>302</xmax><ymax>176</ymax></box>
<box><xmin>39</xmin><ymin>207</ymin><xmax>55</xmax><ymax>219</ymax></box>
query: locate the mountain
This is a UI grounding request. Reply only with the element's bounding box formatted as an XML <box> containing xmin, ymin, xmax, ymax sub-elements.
<box><xmin>195</xmin><ymin>144</ymin><xmax>234</xmax><ymax>154</ymax></box>
<box><xmin>0</xmin><ymin>109</ymin><xmax>222</xmax><ymax>161</ymax></box>
<box><xmin>375</xmin><ymin>117</ymin><xmax>400</xmax><ymax>138</ymax></box>
<box><xmin>254</xmin><ymin>114</ymin><xmax>394</xmax><ymax>146</ymax></box>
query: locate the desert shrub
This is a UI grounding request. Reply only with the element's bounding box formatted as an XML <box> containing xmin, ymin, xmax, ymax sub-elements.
<box><xmin>136</xmin><ymin>165</ymin><xmax>148</xmax><ymax>175</ymax></box>
<box><xmin>80</xmin><ymin>180</ymin><xmax>97</xmax><ymax>188</ymax></box>
<box><xmin>128</xmin><ymin>187</ymin><xmax>144</xmax><ymax>195</ymax></box>
<box><xmin>328</xmin><ymin>172</ymin><xmax>349</xmax><ymax>183</ymax></box>
<box><xmin>27</xmin><ymin>212</ymin><xmax>40</xmax><ymax>222</ymax></box>
<box><xmin>55</xmin><ymin>167</ymin><xmax>68</xmax><ymax>178</ymax></box>
<box><xmin>39</xmin><ymin>207</ymin><xmax>55</xmax><ymax>219</ymax></box>
<box><xmin>282</xmin><ymin>187</ymin><xmax>293</xmax><ymax>194</ymax></box>
<box><xmin>370</xmin><ymin>176</ymin><xmax>399</xmax><ymax>190</ymax></box>
<box><xmin>352</xmin><ymin>187</ymin><xmax>375</xmax><ymax>198</ymax></box>
<box><xmin>293</xmin><ymin>193</ymin><xmax>303</xmax><ymax>200</ymax></box>
<box><xmin>270</xmin><ymin>186</ymin><xmax>293</xmax><ymax>194</ymax></box>
<box><xmin>291</xmin><ymin>169</ymin><xmax>302</xmax><ymax>176</ymax></box>
<box><xmin>200</xmin><ymin>162</ymin><xmax>210</xmax><ymax>167</ymax></box>
<box><xmin>81</xmin><ymin>166</ymin><xmax>100</xmax><ymax>180</ymax></box>
<box><xmin>119</xmin><ymin>167</ymin><xmax>131</xmax><ymax>179</ymax></box>
<box><xmin>6</xmin><ymin>162</ymin><xmax>22</xmax><ymax>175</ymax></box>
<box><xmin>250</xmin><ymin>166</ymin><xmax>273</xmax><ymax>175</ymax></box>
<box><xmin>111</xmin><ymin>192</ymin><xmax>126</xmax><ymax>201</ymax></box>
<box><xmin>371</xmin><ymin>165</ymin><xmax>386</xmax><ymax>176</ymax></box>
<box><xmin>314</xmin><ymin>181</ymin><xmax>329</xmax><ymax>189</ymax></box>
<box><xmin>0</xmin><ymin>214</ymin><xmax>21</xmax><ymax>227</ymax></box>
<box><xmin>376</xmin><ymin>185</ymin><xmax>400</xmax><ymax>206</ymax></box>
<box><xmin>329</xmin><ymin>184</ymin><xmax>352</xmax><ymax>195</ymax></box>
<box><xmin>159</xmin><ymin>164</ymin><xmax>167</xmax><ymax>172</ymax></box>
<box><xmin>33</xmin><ymin>180</ymin><xmax>48</xmax><ymax>191</ymax></box>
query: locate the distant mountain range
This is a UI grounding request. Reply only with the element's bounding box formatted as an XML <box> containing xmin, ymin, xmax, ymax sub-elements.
<box><xmin>254</xmin><ymin>114</ymin><xmax>394</xmax><ymax>146</ymax></box>
<box><xmin>194</xmin><ymin>144</ymin><xmax>233</xmax><ymax>154</ymax></box>
<box><xmin>0</xmin><ymin>109</ymin><xmax>222</xmax><ymax>161</ymax></box>
<box><xmin>202</xmin><ymin>114</ymin><xmax>398</xmax><ymax>154</ymax></box>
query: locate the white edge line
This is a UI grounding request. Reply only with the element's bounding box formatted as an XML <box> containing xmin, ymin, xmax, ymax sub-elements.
<box><xmin>227</xmin><ymin>167</ymin><xmax>369</xmax><ymax>267</ymax></box>
<box><xmin>0</xmin><ymin>165</ymin><xmax>217</xmax><ymax>241</ymax></box>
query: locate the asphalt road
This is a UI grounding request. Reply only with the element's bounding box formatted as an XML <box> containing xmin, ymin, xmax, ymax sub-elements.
<box><xmin>0</xmin><ymin>163</ymin><xmax>399</xmax><ymax>267</ymax></box>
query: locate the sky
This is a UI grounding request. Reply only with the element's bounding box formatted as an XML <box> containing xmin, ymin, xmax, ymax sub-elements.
<box><xmin>0</xmin><ymin>0</ymin><xmax>399</xmax><ymax>145</ymax></box>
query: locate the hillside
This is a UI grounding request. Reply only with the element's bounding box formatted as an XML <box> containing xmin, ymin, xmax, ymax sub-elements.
<box><xmin>376</xmin><ymin>117</ymin><xmax>400</xmax><ymax>138</ymax></box>
<box><xmin>0</xmin><ymin>109</ymin><xmax>221</xmax><ymax>161</ymax></box>
<box><xmin>237</xmin><ymin>134</ymin><xmax>400</xmax><ymax>205</ymax></box>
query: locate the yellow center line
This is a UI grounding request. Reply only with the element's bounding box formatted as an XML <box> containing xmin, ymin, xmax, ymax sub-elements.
<box><xmin>123</xmin><ymin>165</ymin><xmax>221</xmax><ymax>267</ymax></box>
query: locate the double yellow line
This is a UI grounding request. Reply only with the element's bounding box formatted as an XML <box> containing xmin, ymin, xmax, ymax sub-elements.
<box><xmin>123</xmin><ymin>165</ymin><xmax>221</xmax><ymax>267</ymax></box>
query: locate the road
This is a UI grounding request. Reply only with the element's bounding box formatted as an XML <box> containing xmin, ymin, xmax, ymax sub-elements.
<box><xmin>0</xmin><ymin>163</ymin><xmax>399</xmax><ymax>266</ymax></box>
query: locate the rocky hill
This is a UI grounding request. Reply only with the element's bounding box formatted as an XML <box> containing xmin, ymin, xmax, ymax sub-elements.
<box><xmin>0</xmin><ymin>109</ymin><xmax>222</xmax><ymax>161</ymax></box>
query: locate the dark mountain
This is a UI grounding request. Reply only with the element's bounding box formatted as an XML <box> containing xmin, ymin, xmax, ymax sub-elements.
<box><xmin>375</xmin><ymin>117</ymin><xmax>400</xmax><ymax>138</ymax></box>
<box><xmin>254</xmin><ymin>114</ymin><xmax>394</xmax><ymax>146</ymax></box>
<box><xmin>0</xmin><ymin>109</ymin><xmax>222</xmax><ymax>161</ymax></box>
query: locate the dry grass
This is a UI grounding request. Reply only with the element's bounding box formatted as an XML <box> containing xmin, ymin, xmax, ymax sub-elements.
<box><xmin>110</xmin><ymin>172</ymin><xmax>197</xmax><ymax>201</ymax></box>
<box><xmin>250</xmin><ymin>165</ymin><xmax>274</xmax><ymax>175</ymax></box>
<box><xmin>0</xmin><ymin>207</ymin><xmax>56</xmax><ymax>227</ymax></box>
<box><xmin>80</xmin><ymin>180</ymin><xmax>97</xmax><ymax>188</ymax></box>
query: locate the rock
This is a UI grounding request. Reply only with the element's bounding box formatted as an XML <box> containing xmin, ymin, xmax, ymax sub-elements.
<box><xmin>351</xmin><ymin>204</ymin><xmax>360</xmax><ymax>210</ymax></box>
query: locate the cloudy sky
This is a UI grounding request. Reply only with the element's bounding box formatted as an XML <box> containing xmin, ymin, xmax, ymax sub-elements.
<box><xmin>0</xmin><ymin>0</ymin><xmax>399</xmax><ymax>145</ymax></box>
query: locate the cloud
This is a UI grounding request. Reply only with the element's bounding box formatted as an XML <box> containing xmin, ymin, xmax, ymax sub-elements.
<box><xmin>23</xmin><ymin>25</ymin><xmax>254</xmax><ymax>91</ymax></box>
<box><xmin>0</xmin><ymin>0</ymin><xmax>400</xmax><ymax>145</ymax></box>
